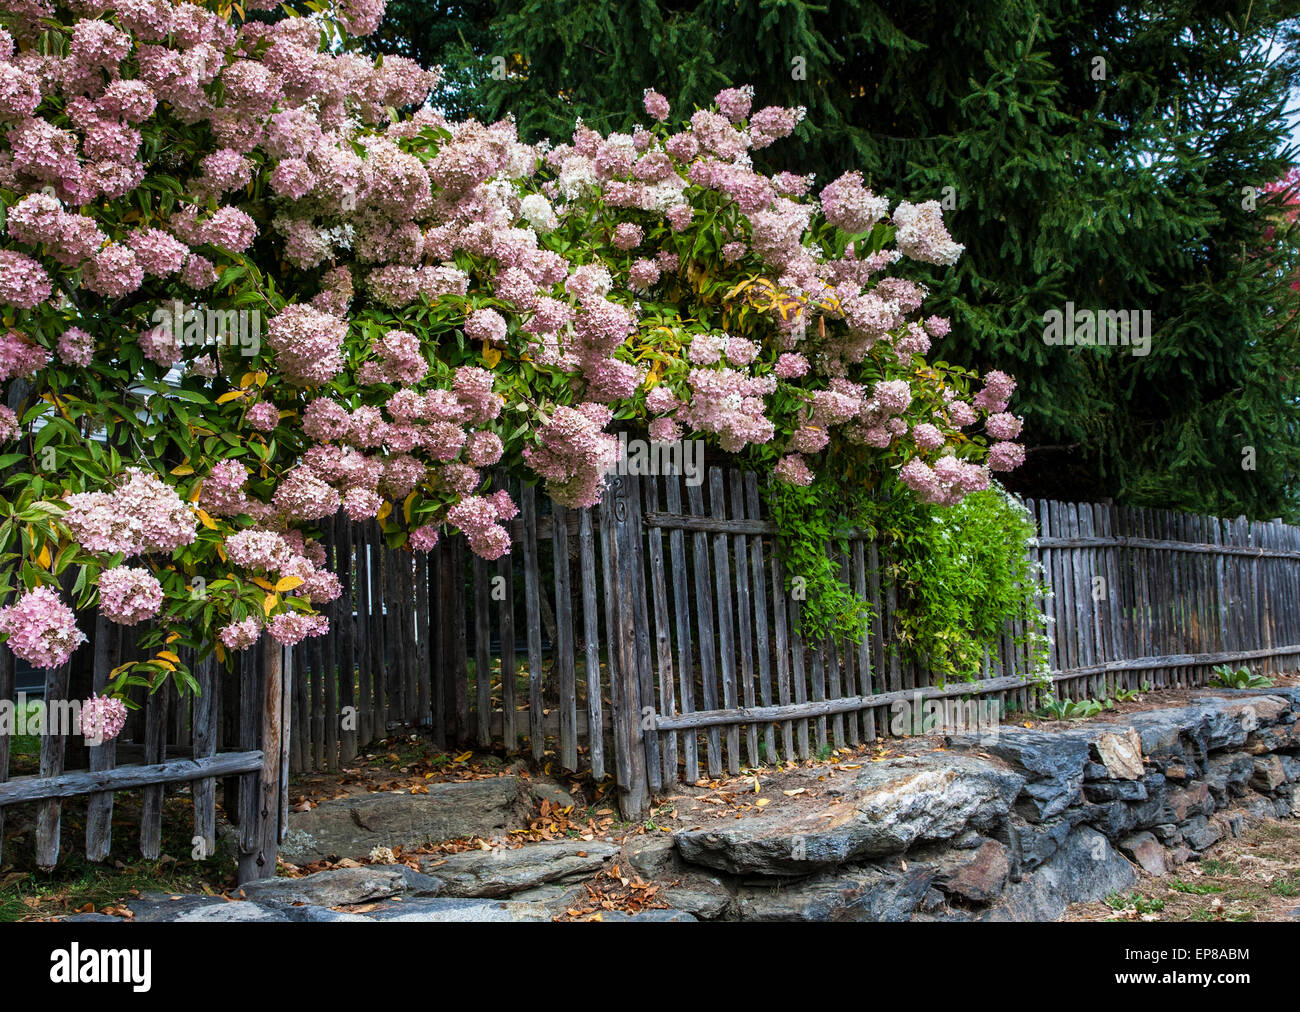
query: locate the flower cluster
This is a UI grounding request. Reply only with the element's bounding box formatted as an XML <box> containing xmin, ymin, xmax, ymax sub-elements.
<box><xmin>0</xmin><ymin>586</ymin><xmax>86</xmax><ymax>669</ymax></box>
<box><xmin>64</xmin><ymin>469</ymin><xmax>197</xmax><ymax>557</ymax></box>
<box><xmin>97</xmin><ymin>566</ymin><xmax>165</xmax><ymax>625</ymax></box>
<box><xmin>79</xmin><ymin>693</ymin><xmax>129</xmax><ymax>743</ymax></box>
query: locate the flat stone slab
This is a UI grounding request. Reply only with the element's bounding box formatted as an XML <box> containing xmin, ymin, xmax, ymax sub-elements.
<box><xmin>675</xmin><ymin>753</ymin><xmax>1024</xmax><ymax>876</ymax></box>
<box><xmin>593</xmin><ymin>909</ymin><xmax>698</xmax><ymax>922</ymax></box>
<box><xmin>933</xmin><ymin>838</ymin><xmax>1010</xmax><ymax>902</ymax></box>
<box><xmin>130</xmin><ymin>895</ymin><xmax>294</xmax><ymax>923</ymax></box>
<box><xmin>1119</xmin><ymin>830</ymin><xmax>1168</xmax><ymax>876</ymax></box>
<box><xmin>1096</xmin><ymin>729</ymin><xmax>1144</xmax><ymax>780</ymax></box>
<box><xmin>365</xmin><ymin>897</ymin><xmax>552</xmax><ymax>922</ymax></box>
<box><xmin>280</xmin><ymin>776</ymin><xmax>533</xmax><ymax>864</ymax></box>
<box><xmin>418</xmin><ymin>840</ymin><xmax>619</xmax><ymax>897</ymax></box>
<box><xmin>236</xmin><ymin>865</ymin><xmax>443</xmax><ymax>907</ymax></box>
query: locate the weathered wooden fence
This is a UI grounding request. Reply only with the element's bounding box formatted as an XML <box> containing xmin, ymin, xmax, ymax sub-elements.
<box><xmin>4</xmin><ymin>471</ymin><xmax>1300</xmax><ymax>874</ymax></box>
<box><xmin>284</xmin><ymin>472</ymin><xmax>1300</xmax><ymax>817</ymax></box>
<box><xmin>0</xmin><ymin>632</ymin><xmax>285</xmax><ymax>882</ymax></box>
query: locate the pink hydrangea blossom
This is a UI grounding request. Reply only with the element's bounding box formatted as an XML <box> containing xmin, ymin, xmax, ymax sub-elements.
<box><xmin>246</xmin><ymin>401</ymin><xmax>280</xmax><ymax>432</ymax></box>
<box><xmin>774</xmin><ymin>352</ymin><xmax>808</xmax><ymax>379</ymax></box>
<box><xmin>819</xmin><ymin>171</ymin><xmax>889</xmax><ymax>234</ymax></box>
<box><xmin>267</xmin><ymin>304</ymin><xmax>348</xmax><ymax>386</ymax></box>
<box><xmin>987</xmin><ymin>441</ymin><xmax>1025</xmax><ymax>471</ymax></box>
<box><xmin>200</xmin><ymin>459</ymin><xmax>248</xmax><ymax>517</ymax></box>
<box><xmin>57</xmin><ymin>326</ymin><xmax>94</xmax><ymax>367</ymax></box>
<box><xmin>80</xmin><ymin>693</ymin><xmax>128</xmax><ymax>743</ymax></box>
<box><xmin>0</xmin><ymin>329</ymin><xmax>50</xmax><ymax>380</ymax></box>
<box><xmin>0</xmin><ymin>405</ymin><xmax>18</xmax><ymax>442</ymax></box>
<box><xmin>775</xmin><ymin>454</ymin><xmax>814</xmax><ymax>486</ymax></box>
<box><xmin>409</xmin><ymin>524</ymin><xmax>440</xmax><ymax>552</ymax></box>
<box><xmin>219</xmin><ymin>616</ymin><xmax>262</xmax><ymax>651</ymax></box>
<box><xmin>97</xmin><ymin>566</ymin><xmax>165</xmax><ymax>625</ymax></box>
<box><xmin>224</xmin><ymin>529</ymin><xmax>294</xmax><ymax>572</ymax></box>
<box><xmin>893</xmin><ymin>200</ymin><xmax>964</xmax><ymax>266</ymax></box>
<box><xmin>0</xmin><ymin>586</ymin><xmax>86</xmax><ymax>669</ymax></box>
<box><xmin>64</xmin><ymin>468</ymin><xmax>197</xmax><ymax>557</ymax></box>
<box><xmin>0</xmin><ymin>250</ymin><xmax>51</xmax><ymax>307</ymax></box>
<box><xmin>985</xmin><ymin>412</ymin><xmax>1023</xmax><ymax>440</ymax></box>
<box><xmin>643</xmin><ymin>89</ymin><xmax>670</xmax><ymax>122</ymax></box>
<box><xmin>464</xmin><ymin>308</ymin><xmax>508</xmax><ymax>346</ymax></box>
<box><xmin>267</xmin><ymin>611</ymin><xmax>329</xmax><ymax>646</ymax></box>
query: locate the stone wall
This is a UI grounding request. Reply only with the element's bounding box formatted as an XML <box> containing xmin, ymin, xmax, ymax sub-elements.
<box><xmin>625</xmin><ymin>688</ymin><xmax>1300</xmax><ymax>921</ymax></box>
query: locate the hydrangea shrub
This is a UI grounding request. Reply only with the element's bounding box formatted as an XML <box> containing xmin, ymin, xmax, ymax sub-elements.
<box><xmin>0</xmin><ymin>1</ymin><xmax>1022</xmax><ymax>694</ymax></box>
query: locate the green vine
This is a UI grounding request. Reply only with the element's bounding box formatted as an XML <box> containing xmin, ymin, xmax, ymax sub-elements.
<box><xmin>764</xmin><ymin>474</ymin><xmax>870</xmax><ymax>644</ymax></box>
<box><xmin>763</xmin><ymin>475</ymin><xmax>1050</xmax><ymax>685</ymax></box>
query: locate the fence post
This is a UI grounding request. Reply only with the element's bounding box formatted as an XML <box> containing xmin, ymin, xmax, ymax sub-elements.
<box><xmin>0</xmin><ymin>644</ymin><xmax>10</xmax><ymax>862</ymax></box>
<box><xmin>35</xmin><ymin>660</ymin><xmax>71</xmax><ymax>870</ymax></box>
<box><xmin>603</xmin><ymin>475</ymin><xmax>649</xmax><ymax>820</ymax></box>
<box><xmin>238</xmin><ymin>637</ymin><xmax>284</xmax><ymax>883</ymax></box>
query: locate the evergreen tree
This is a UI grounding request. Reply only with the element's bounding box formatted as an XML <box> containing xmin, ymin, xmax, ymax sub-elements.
<box><xmin>368</xmin><ymin>0</ymin><xmax>1300</xmax><ymax>519</ymax></box>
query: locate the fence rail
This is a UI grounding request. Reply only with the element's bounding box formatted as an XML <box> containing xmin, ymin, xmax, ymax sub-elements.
<box><xmin>3</xmin><ymin>471</ymin><xmax>1300</xmax><ymax>874</ymax></box>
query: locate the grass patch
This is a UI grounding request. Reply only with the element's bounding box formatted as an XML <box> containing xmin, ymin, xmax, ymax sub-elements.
<box><xmin>1268</xmin><ymin>874</ymin><xmax>1300</xmax><ymax>897</ymax></box>
<box><xmin>1105</xmin><ymin>891</ymin><xmax>1166</xmax><ymax>914</ymax></box>
<box><xmin>1170</xmin><ymin>879</ymin><xmax>1224</xmax><ymax>895</ymax></box>
<box><xmin>0</xmin><ymin>790</ymin><xmax>236</xmax><ymax>922</ymax></box>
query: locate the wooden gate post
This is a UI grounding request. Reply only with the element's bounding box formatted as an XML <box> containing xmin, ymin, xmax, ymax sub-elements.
<box><xmin>603</xmin><ymin>475</ymin><xmax>649</xmax><ymax>820</ymax></box>
<box><xmin>238</xmin><ymin>637</ymin><xmax>285</xmax><ymax>883</ymax></box>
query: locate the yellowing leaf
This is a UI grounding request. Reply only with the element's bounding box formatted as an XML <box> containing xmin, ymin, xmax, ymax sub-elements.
<box><xmin>238</xmin><ymin>371</ymin><xmax>256</xmax><ymax>389</ymax></box>
<box><xmin>214</xmin><ymin>643</ymin><xmax>226</xmax><ymax>664</ymax></box>
<box><xmin>166</xmin><ymin>631</ymin><xmax>180</xmax><ymax>644</ymax></box>
<box><xmin>216</xmin><ymin>544</ymin><xmax>227</xmax><ymax>563</ymax></box>
<box><xmin>36</xmin><ymin>543</ymin><xmax>51</xmax><ymax>569</ymax></box>
<box><xmin>402</xmin><ymin>491</ymin><xmax>417</xmax><ymax>524</ymax></box>
<box><xmin>157</xmin><ymin>650</ymin><xmax>180</xmax><ymax>664</ymax></box>
<box><xmin>262</xmin><ymin>592</ymin><xmax>277</xmax><ymax>616</ymax></box>
<box><xmin>215</xmin><ymin>390</ymin><xmax>245</xmax><ymax>405</ymax></box>
<box><xmin>481</xmin><ymin>342</ymin><xmax>502</xmax><ymax>368</ymax></box>
<box><xmin>197</xmin><ymin>508</ymin><xmax>217</xmax><ymax>530</ymax></box>
<box><xmin>254</xmin><ymin>371</ymin><xmax>268</xmax><ymax>387</ymax></box>
<box><xmin>251</xmin><ymin>577</ymin><xmax>276</xmax><ymax>591</ymax></box>
<box><xmin>170</xmin><ymin>462</ymin><xmax>194</xmax><ymax>476</ymax></box>
<box><xmin>376</xmin><ymin>500</ymin><xmax>392</xmax><ymax>522</ymax></box>
<box><xmin>274</xmin><ymin>576</ymin><xmax>304</xmax><ymax>593</ymax></box>
<box><xmin>755</xmin><ymin>798</ymin><xmax>770</xmax><ymax>807</ymax></box>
